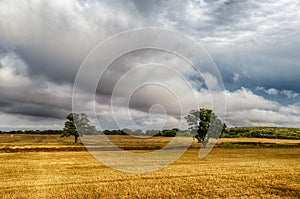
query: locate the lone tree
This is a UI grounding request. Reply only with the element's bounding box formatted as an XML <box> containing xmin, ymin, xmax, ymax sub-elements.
<box><xmin>185</xmin><ymin>108</ymin><xmax>226</xmax><ymax>146</ymax></box>
<box><xmin>61</xmin><ymin>113</ymin><xmax>96</xmax><ymax>143</ymax></box>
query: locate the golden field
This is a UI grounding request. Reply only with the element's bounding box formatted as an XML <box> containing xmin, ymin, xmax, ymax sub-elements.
<box><xmin>0</xmin><ymin>134</ymin><xmax>299</xmax><ymax>198</ymax></box>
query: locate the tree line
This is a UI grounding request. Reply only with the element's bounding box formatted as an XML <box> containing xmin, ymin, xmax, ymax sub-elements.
<box><xmin>61</xmin><ymin>109</ymin><xmax>227</xmax><ymax>144</ymax></box>
<box><xmin>1</xmin><ymin>108</ymin><xmax>228</xmax><ymax>144</ymax></box>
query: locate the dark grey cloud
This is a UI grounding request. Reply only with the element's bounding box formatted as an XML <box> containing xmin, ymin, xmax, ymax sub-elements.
<box><xmin>131</xmin><ymin>0</ymin><xmax>157</xmax><ymax>16</ymax></box>
<box><xmin>1</xmin><ymin>102</ymin><xmax>66</xmax><ymax>119</ymax></box>
<box><xmin>15</xmin><ymin>46</ymin><xmax>80</xmax><ymax>84</ymax></box>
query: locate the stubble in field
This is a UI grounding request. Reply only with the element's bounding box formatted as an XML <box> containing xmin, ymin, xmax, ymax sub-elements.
<box><xmin>0</xmin><ymin>146</ymin><xmax>299</xmax><ymax>198</ymax></box>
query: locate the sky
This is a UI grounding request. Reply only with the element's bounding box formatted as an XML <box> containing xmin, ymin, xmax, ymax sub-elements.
<box><xmin>0</xmin><ymin>0</ymin><xmax>300</xmax><ymax>131</ymax></box>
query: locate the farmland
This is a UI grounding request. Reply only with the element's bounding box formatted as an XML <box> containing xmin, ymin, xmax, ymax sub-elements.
<box><xmin>0</xmin><ymin>134</ymin><xmax>300</xmax><ymax>198</ymax></box>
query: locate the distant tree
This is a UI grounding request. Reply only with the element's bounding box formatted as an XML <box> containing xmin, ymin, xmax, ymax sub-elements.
<box><xmin>171</xmin><ymin>128</ymin><xmax>180</xmax><ymax>132</ymax></box>
<box><xmin>103</xmin><ymin>130</ymin><xmax>112</xmax><ymax>135</ymax></box>
<box><xmin>185</xmin><ymin>108</ymin><xmax>226</xmax><ymax>146</ymax></box>
<box><xmin>133</xmin><ymin>129</ymin><xmax>144</xmax><ymax>135</ymax></box>
<box><xmin>122</xmin><ymin>128</ymin><xmax>133</xmax><ymax>135</ymax></box>
<box><xmin>61</xmin><ymin>113</ymin><xmax>79</xmax><ymax>143</ymax></box>
<box><xmin>75</xmin><ymin>113</ymin><xmax>97</xmax><ymax>135</ymax></box>
<box><xmin>102</xmin><ymin>129</ymin><xmax>128</xmax><ymax>135</ymax></box>
<box><xmin>155</xmin><ymin>129</ymin><xmax>177</xmax><ymax>137</ymax></box>
<box><xmin>145</xmin><ymin>129</ymin><xmax>161</xmax><ymax>136</ymax></box>
<box><xmin>61</xmin><ymin>113</ymin><xmax>96</xmax><ymax>143</ymax></box>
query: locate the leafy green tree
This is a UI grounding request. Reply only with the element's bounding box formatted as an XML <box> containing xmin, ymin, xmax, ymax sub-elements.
<box><xmin>75</xmin><ymin>113</ymin><xmax>97</xmax><ymax>135</ymax></box>
<box><xmin>61</xmin><ymin>113</ymin><xmax>79</xmax><ymax>143</ymax></box>
<box><xmin>155</xmin><ymin>129</ymin><xmax>177</xmax><ymax>137</ymax></box>
<box><xmin>61</xmin><ymin>113</ymin><xmax>96</xmax><ymax>143</ymax></box>
<box><xmin>185</xmin><ymin>108</ymin><xmax>226</xmax><ymax>146</ymax></box>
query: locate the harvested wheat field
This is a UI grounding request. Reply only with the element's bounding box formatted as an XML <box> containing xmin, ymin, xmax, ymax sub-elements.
<box><xmin>0</xmin><ymin>134</ymin><xmax>299</xmax><ymax>199</ymax></box>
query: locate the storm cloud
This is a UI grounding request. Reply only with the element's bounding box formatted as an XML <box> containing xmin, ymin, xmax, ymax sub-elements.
<box><xmin>0</xmin><ymin>0</ymin><xmax>299</xmax><ymax>130</ymax></box>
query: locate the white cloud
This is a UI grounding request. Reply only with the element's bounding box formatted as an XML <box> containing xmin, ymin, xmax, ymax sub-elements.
<box><xmin>282</xmin><ymin>90</ymin><xmax>299</xmax><ymax>98</ymax></box>
<box><xmin>256</xmin><ymin>86</ymin><xmax>299</xmax><ymax>98</ymax></box>
<box><xmin>266</xmin><ymin>88</ymin><xmax>279</xmax><ymax>95</ymax></box>
<box><xmin>232</xmin><ymin>72</ymin><xmax>241</xmax><ymax>82</ymax></box>
<box><xmin>225</xmin><ymin>87</ymin><xmax>279</xmax><ymax>111</ymax></box>
<box><xmin>0</xmin><ymin>52</ymin><xmax>31</xmax><ymax>88</ymax></box>
<box><xmin>0</xmin><ymin>112</ymin><xmax>63</xmax><ymax>131</ymax></box>
<box><xmin>84</xmin><ymin>86</ymin><xmax>300</xmax><ymax>130</ymax></box>
<box><xmin>193</xmin><ymin>87</ymin><xmax>300</xmax><ymax>127</ymax></box>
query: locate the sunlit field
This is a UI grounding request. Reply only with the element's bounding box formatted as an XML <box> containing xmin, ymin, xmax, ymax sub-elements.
<box><xmin>0</xmin><ymin>134</ymin><xmax>299</xmax><ymax>198</ymax></box>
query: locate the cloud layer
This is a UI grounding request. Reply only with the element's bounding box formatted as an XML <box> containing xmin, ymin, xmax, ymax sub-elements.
<box><xmin>0</xmin><ymin>0</ymin><xmax>299</xmax><ymax>130</ymax></box>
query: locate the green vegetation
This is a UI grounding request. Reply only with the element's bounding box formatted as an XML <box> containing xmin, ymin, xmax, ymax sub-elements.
<box><xmin>1</xmin><ymin>111</ymin><xmax>299</xmax><ymax>143</ymax></box>
<box><xmin>102</xmin><ymin>129</ymin><xmax>177</xmax><ymax>136</ymax></box>
<box><xmin>61</xmin><ymin>113</ymin><xmax>97</xmax><ymax>143</ymax></box>
<box><xmin>185</xmin><ymin>108</ymin><xmax>226</xmax><ymax>145</ymax></box>
<box><xmin>154</xmin><ymin>129</ymin><xmax>177</xmax><ymax>137</ymax></box>
<box><xmin>218</xmin><ymin>141</ymin><xmax>300</xmax><ymax>148</ymax></box>
<box><xmin>1</xmin><ymin>126</ymin><xmax>300</xmax><ymax>141</ymax></box>
<box><xmin>222</xmin><ymin>126</ymin><xmax>300</xmax><ymax>139</ymax></box>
